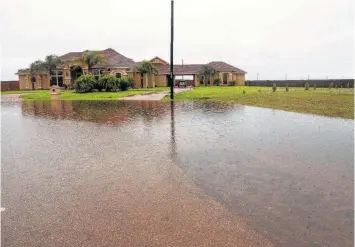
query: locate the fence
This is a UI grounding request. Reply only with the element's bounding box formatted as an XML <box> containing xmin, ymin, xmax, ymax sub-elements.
<box><xmin>245</xmin><ymin>79</ymin><xmax>354</xmax><ymax>88</ymax></box>
<box><xmin>1</xmin><ymin>81</ymin><xmax>20</xmax><ymax>91</ymax></box>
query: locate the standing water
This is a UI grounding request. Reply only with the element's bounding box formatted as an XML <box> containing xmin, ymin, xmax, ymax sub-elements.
<box><xmin>1</xmin><ymin>100</ymin><xmax>353</xmax><ymax>247</ymax></box>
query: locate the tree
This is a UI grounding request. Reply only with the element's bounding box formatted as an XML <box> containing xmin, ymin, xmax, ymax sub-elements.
<box><xmin>73</xmin><ymin>51</ymin><xmax>106</xmax><ymax>72</ymax></box>
<box><xmin>29</xmin><ymin>60</ymin><xmax>45</xmax><ymax>89</ymax></box>
<box><xmin>134</xmin><ymin>60</ymin><xmax>158</xmax><ymax>88</ymax></box>
<box><xmin>198</xmin><ymin>65</ymin><xmax>216</xmax><ymax>86</ymax></box>
<box><xmin>43</xmin><ymin>55</ymin><xmax>62</xmax><ymax>77</ymax></box>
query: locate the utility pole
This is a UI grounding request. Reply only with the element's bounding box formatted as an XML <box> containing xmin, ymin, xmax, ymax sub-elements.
<box><xmin>170</xmin><ymin>0</ymin><xmax>174</xmax><ymax>100</ymax></box>
<box><xmin>257</xmin><ymin>73</ymin><xmax>259</xmax><ymax>80</ymax></box>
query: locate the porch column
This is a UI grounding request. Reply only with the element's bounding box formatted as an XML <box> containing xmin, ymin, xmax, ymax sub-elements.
<box><xmin>56</xmin><ymin>71</ymin><xmax>59</xmax><ymax>86</ymax></box>
<box><xmin>194</xmin><ymin>74</ymin><xmax>199</xmax><ymax>86</ymax></box>
<box><xmin>144</xmin><ymin>74</ymin><xmax>149</xmax><ymax>88</ymax></box>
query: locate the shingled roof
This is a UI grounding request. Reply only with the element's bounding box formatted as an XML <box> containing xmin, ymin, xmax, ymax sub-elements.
<box><xmin>59</xmin><ymin>48</ymin><xmax>136</xmax><ymax>69</ymax></box>
<box><xmin>154</xmin><ymin>62</ymin><xmax>246</xmax><ymax>75</ymax></box>
<box><xmin>207</xmin><ymin>61</ymin><xmax>246</xmax><ymax>73</ymax></box>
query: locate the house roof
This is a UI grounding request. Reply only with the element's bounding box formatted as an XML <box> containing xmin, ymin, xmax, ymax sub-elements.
<box><xmin>207</xmin><ymin>61</ymin><xmax>246</xmax><ymax>73</ymax></box>
<box><xmin>16</xmin><ymin>68</ymin><xmax>47</xmax><ymax>75</ymax></box>
<box><xmin>59</xmin><ymin>48</ymin><xmax>136</xmax><ymax>69</ymax></box>
<box><xmin>17</xmin><ymin>49</ymin><xmax>246</xmax><ymax>75</ymax></box>
<box><xmin>154</xmin><ymin>62</ymin><xmax>246</xmax><ymax>75</ymax></box>
<box><xmin>150</xmin><ymin>56</ymin><xmax>169</xmax><ymax>65</ymax></box>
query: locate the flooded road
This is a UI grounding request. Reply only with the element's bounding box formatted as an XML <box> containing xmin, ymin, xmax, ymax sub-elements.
<box><xmin>1</xmin><ymin>100</ymin><xmax>353</xmax><ymax>247</ymax></box>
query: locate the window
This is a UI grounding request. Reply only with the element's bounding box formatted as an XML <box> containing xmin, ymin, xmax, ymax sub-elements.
<box><xmin>116</xmin><ymin>73</ymin><xmax>122</xmax><ymax>78</ymax></box>
<box><xmin>50</xmin><ymin>70</ymin><xmax>63</xmax><ymax>86</ymax></box>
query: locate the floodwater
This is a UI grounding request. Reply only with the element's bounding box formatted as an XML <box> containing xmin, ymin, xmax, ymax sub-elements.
<box><xmin>1</xmin><ymin>100</ymin><xmax>353</xmax><ymax>247</ymax></box>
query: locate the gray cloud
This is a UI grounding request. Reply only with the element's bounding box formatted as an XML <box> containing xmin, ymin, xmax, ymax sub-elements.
<box><xmin>1</xmin><ymin>0</ymin><xmax>353</xmax><ymax>80</ymax></box>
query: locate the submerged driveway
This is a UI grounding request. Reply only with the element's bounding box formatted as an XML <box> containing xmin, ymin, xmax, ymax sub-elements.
<box><xmin>120</xmin><ymin>87</ymin><xmax>192</xmax><ymax>101</ymax></box>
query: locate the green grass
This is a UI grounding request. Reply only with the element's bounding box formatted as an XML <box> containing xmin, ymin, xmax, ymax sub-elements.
<box><xmin>164</xmin><ymin>86</ymin><xmax>354</xmax><ymax>119</ymax></box>
<box><xmin>2</xmin><ymin>87</ymin><xmax>170</xmax><ymax>101</ymax></box>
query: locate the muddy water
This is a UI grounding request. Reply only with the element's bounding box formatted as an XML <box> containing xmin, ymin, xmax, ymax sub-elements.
<box><xmin>1</xmin><ymin>100</ymin><xmax>353</xmax><ymax>247</ymax></box>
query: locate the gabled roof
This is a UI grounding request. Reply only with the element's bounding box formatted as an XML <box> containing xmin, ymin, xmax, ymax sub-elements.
<box><xmin>150</xmin><ymin>56</ymin><xmax>169</xmax><ymax>65</ymax></box>
<box><xmin>59</xmin><ymin>48</ymin><xmax>136</xmax><ymax>69</ymax></box>
<box><xmin>207</xmin><ymin>61</ymin><xmax>246</xmax><ymax>73</ymax></box>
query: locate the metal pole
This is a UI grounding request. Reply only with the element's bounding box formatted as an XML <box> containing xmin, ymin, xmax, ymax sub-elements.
<box><xmin>257</xmin><ymin>73</ymin><xmax>259</xmax><ymax>80</ymax></box>
<box><xmin>170</xmin><ymin>0</ymin><xmax>174</xmax><ymax>100</ymax></box>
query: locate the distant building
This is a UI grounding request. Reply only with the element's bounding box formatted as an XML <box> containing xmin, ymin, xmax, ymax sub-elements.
<box><xmin>16</xmin><ymin>48</ymin><xmax>246</xmax><ymax>90</ymax></box>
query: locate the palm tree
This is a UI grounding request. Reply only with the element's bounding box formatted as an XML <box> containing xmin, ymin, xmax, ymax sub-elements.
<box><xmin>198</xmin><ymin>65</ymin><xmax>216</xmax><ymax>86</ymax></box>
<box><xmin>29</xmin><ymin>60</ymin><xmax>45</xmax><ymax>89</ymax></box>
<box><xmin>73</xmin><ymin>51</ymin><xmax>106</xmax><ymax>72</ymax></box>
<box><xmin>134</xmin><ymin>60</ymin><xmax>158</xmax><ymax>88</ymax></box>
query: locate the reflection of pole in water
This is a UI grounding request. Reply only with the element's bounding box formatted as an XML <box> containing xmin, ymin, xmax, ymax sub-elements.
<box><xmin>170</xmin><ymin>101</ymin><xmax>177</xmax><ymax>161</ymax></box>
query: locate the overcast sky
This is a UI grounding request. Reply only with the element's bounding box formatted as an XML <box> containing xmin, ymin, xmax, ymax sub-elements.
<box><xmin>0</xmin><ymin>0</ymin><xmax>353</xmax><ymax>80</ymax></box>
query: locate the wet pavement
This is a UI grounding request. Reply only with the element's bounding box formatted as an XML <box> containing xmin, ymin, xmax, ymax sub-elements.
<box><xmin>1</xmin><ymin>100</ymin><xmax>354</xmax><ymax>247</ymax></box>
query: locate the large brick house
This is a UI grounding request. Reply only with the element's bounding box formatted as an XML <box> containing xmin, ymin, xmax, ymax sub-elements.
<box><xmin>16</xmin><ymin>48</ymin><xmax>246</xmax><ymax>90</ymax></box>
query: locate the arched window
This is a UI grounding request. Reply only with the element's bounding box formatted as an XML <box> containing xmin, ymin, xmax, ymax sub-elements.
<box><xmin>116</xmin><ymin>73</ymin><xmax>122</xmax><ymax>78</ymax></box>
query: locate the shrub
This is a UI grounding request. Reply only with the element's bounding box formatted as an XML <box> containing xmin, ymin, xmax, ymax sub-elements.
<box><xmin>127</xmin><ymin>77</ymin><xmax>135</xmax><ymax>88</ymax></box>
<box><xmin>313</xmin><ymin>84</ymin><xmax>316</xmax><ymax>90</ymax></box>
<box><xmin>120</xmin><ymin>78</ymin><xmax>129</xmax><ymax>91</ymax></box>
<box><xmin>242</xmin><ymin>90</ymin><xmax>246</xmax><ymax>94</ymax></box>
<box><xmin>305</xmin><ymin>83</ymin><xmax>310</xmax><ymax>90</ymax></box>
<box><xmin>98</xmin><ymin>75</ymin><xmax>119</xmax><ymax>92</ymax></box>
<box><xmin>214</xmin><ymin>78</ymin><xmax>221</xmax><ymax>86</ymax></box>
<box><xmin>94</xmin><ymin>76</ymin><xmax>105</xmax><ymax>91</ymax></box>
<box><xmin>285</xmin><ymin>84</ymin><xmax>289</xmax><ymax>92</ymax></box>
<box><xmin>74</xmin><ymin>75</ymin><xmax>95</xmax><ymax>93</ymax></box>
<box><xmin>229</xmin><ymin>80</ymin><xmax>236</xmax><ymax>86</ymax></box>
<box><xmin>272</xmin><ymin>83</ymin><xmax>277</xmax><ymax>92</ymax></box>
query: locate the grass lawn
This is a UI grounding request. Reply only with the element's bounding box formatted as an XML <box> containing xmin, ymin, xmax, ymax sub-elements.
<box><xmin>165</xmin><ymin>86</ymin><xmax>354</xmax><ymax>119</ymax></box>
<box><xmin>1</xmin><ymin>87</ymin><xmax>170</xmax><ymax>100</ymax></box>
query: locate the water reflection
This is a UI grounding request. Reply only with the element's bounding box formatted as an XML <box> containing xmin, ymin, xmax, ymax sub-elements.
<box><xmin>21</xmin><ymin>100</ymin><xmax>170</xmax><ymax>125</ymax></box>
<box><xmin>170</xmin><ymin>101</ymin><xmax>177</xmax><ymax>162</ymax></box>
<box><xmin>3</xmin><ymin>100</ymin><xmax>354</xmax><ymax>247</ymax></box>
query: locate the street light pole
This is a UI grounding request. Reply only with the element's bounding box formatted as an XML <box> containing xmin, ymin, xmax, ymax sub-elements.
<box><xmin>170</xmin><ymin>0</ymin><xmax>174</xmax><ymax>100</ymax></box>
